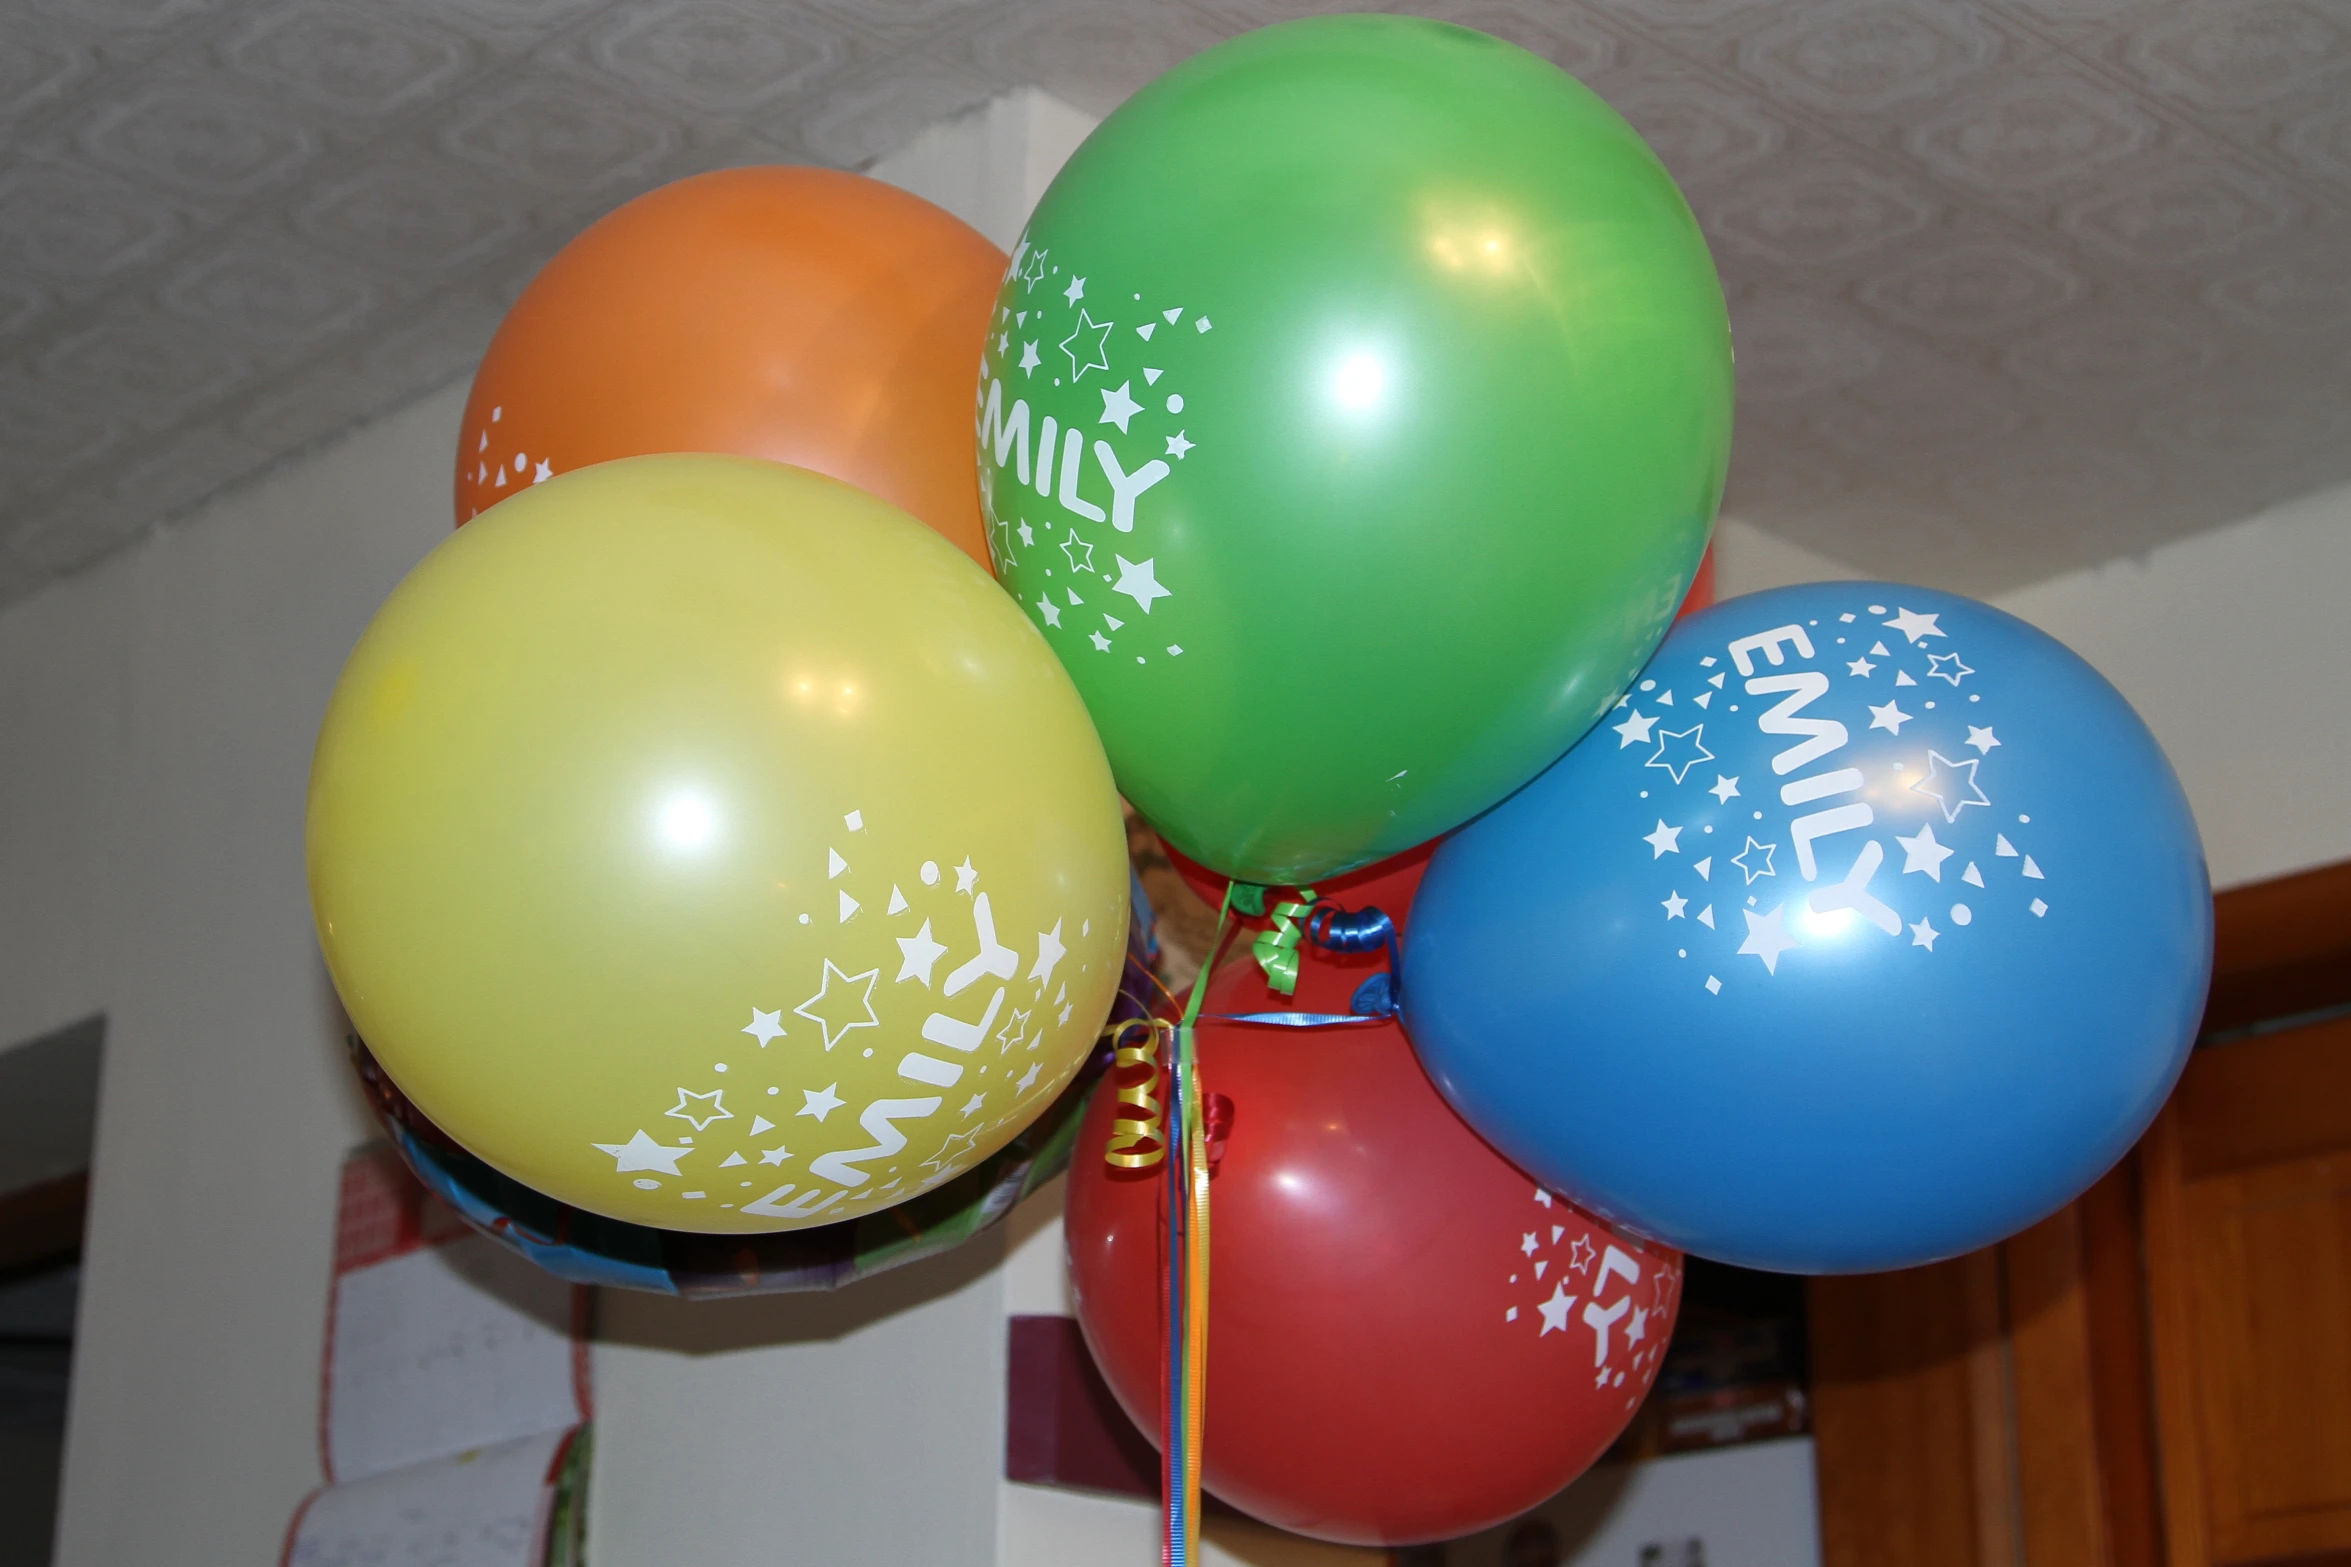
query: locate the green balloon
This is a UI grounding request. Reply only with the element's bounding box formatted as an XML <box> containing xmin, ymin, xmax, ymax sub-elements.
<box><xmin>975</xmin><ymin>16</ymin><xmax>1731</xmax><ymax>885</ymax></box>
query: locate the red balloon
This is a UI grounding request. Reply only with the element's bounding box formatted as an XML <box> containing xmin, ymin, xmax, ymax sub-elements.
<box><xmin>1066</xmin><ymin>953</ymin><xmax>1682</xmax><ymax>1545</ymax></box>
<box><xmin>1161</xmin><ymin>834</ymin><xmax>1437</xmax><ymax>934</ymax></box>
<box><xmin>1677</xmin><ymin>542</ymin><xmax>1716</xmax><ymax>619</ymax></box>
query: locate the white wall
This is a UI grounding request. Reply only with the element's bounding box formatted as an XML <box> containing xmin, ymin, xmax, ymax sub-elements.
<box><xmin>1993</xmin><ymin>480</ymin><xmax>2351</xmax><ymax>890</ymax></box>
<box><xmin>869</xmin><ymin>87</ymin><xmax>1098</xmax><ymax>252</ymax></box>
<box><xmin>0</xmin><ymin>558</ymin><xmax>130</xmax><ymax>1056</ymax></box>
<box><xmin>36</xmin><ymin>389</ymin><xmax>453</xmax><ymax>1565</ymax></box>
<box><xmin>1715</xmin><ymin>482</ymin><xmax>2351</xmax><ymax>891</ymax></box>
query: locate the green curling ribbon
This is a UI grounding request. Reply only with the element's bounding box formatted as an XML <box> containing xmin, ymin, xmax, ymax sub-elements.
<box><xmin>1248</xmin><ymin>888</ymin><xmax>1318</xmax><ymax>996</ymax></box>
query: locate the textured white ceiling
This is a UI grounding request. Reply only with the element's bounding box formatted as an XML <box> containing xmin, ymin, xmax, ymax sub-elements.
<box><xmin>2</xmin><ymin>0</ymin><xmax>2347</xmax><ymax>606</ymax></box>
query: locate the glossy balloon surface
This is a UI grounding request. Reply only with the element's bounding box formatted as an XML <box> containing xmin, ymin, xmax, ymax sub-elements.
<box><xmin>1405</xmin><ymin>583</ymin><xmax>2212</xmax><ymax>1272</ymax></box>
<box><xmin>310</xmin><ymin>456</ymin><xmax>1128</xmax><ymax>1231</ymax></box>
<box><xmin>1162</xmin><ymin>834</ymin><xmax>1437</xmax><ymax>934</ymax></box>
<box><xmin>1067</xmin><ymin>858</ymin><xmax>1681</xmax><ymax>1545</ymax></box>
<box><xmin>461</xmin><ymin>167</ymin><xmax>1003</xmax><ymax>566</ymax></box>
<box><xmin>979</xmin><ymin>16</ymin><xmax>1730</xmax><ymax>884</ymax></box>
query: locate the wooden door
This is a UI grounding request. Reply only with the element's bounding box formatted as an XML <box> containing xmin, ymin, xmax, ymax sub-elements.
<box><xmin>2142</xmin><ymin>1015</ymin><xmax>2351</xmax><ymax>1567</ymax></box>
<box><xmin>1814</xmin><ymin>859</ymin><xmax>2351</xmax><ymax>1567</ymax></box>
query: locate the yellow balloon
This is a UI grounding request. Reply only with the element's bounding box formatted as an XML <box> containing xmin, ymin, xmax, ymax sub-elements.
<box><xmin>308</xmin><ymin>455</ymin><xmax>1129</xmax><ymax>1232</ymax></box>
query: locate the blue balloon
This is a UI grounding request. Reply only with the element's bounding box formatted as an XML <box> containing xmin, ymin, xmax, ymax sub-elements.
<box><xmin>1403</xmin><ymin>583</ymin><xmax>2210</xmax><ymax>1273</ymax></box>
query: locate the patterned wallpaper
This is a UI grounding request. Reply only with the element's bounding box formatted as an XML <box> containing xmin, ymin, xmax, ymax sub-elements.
<box><xmin>1</xmin><ymin>0</ymin><xmax>2346</xmax><ymax>605</ymax></box>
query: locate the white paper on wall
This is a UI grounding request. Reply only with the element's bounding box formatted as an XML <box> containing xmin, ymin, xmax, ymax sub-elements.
<box><xmin>326</xmin><ymin>1234</ymin><xmax>586</xmax><ymax>1482</ymax></box>
<box><xmin>284</xmin><ymin>1146</ymin><xmax>594</xmax><ymax>1566</ymax></box>
<box><xmin>286</xmin><ymin>1426</ymin><xmax>583</xmax><ymax>1567</ymax></box>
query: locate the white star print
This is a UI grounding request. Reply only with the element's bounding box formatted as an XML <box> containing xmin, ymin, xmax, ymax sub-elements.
<box><xmin>960</xmin><ymin>1093</ymin><xmax>985</xmax><ymax>1117</ymax></box>
<box><xmin>1015</xmin><ymin>1061</ymin><xmax>1041</xmax><ymax>1093</ymax></box>
<box><xmin>1926</xmin><ymin>652</ymin><xmax>1974</xmax><ymax>686</ymax></box>
<box><xmin>896</xmin><ymin>919</ymin><xmax>948</xmax><ymax>986</ymax></box>
<box><xmin>592</xmin><ymin>1129</ymin><xmax>690</xmax><ymax>1176</ymax></box>
<box><xmin>1029</xmin><ymin>920</ymin><xmax>1066</xmax><ymax>987</ymax></box>
<box><xmin>1165</xmin><ymin>430</ymin><xmax>1193</xmax><ymax>459</ymax></box>
<box><xmin>533</xmin><ymin>459</ymin><xmax>552</xmax><ymax>483</ymax></box>
<box><xmin>1910</xmin><ymin>916</ymin><xmax>1940</xmax><ymax>950</ymax></box>
<box><xmin>1913</xmin><ymin>750</ymin><xmax>1991</xmax><ymax>822</ymax></box>
<box><xmin>954</xmin><ymin>857</ymin><xmax>978</xmax><ymax>894</ymax></box>
<box><xmin>1895</xmin><ymin>822</ymin><xmax>1955</xmax><ymax>880</ymax></box>
<box><xmin>1059</xmin><ymin>527</ymin><xmax>1095</xmax><ymax>573</ymax></box>
<box><xmin>1739</xmin><ymin>904</ymin><xmax>1799</xmax><ymax>974</ymax></box>
<box><xmin>793</xmin><ymin>961</ymin><xmax>880</xmax><ymax>1050</ymax></box>
<box><xmin>798</xmin><ymin>1083</ymin><xmax>843</xmax><ymax>1121</ymax></box>
<box><xmin>1059</xmin><ymin>310</ymin><xmax>1112</xmax><ymax>379</ymax></box>
<box><xmin>1646</xmin><ymin>724</ymin><xmax>1715</xmax><ymax>785</ymax></box>
<box><xmin>1662</xmin><ymin>891</ymin><xmax>1688</xmax><ymax>919</ymax></box>
<box><xmin>1112</xmin><ymin>555</ymin><xmax>1171</xmax><ymax>613</ymax></box>
<box><xmin>1089</xmin><ymin>630</ymin><xmax>1111</xmax><ymax>652</ymax></box>
<box><xmin>1017</xmin><ymin>520</ymin><xmax>1034</xmax><ymax>548</ymax></box>
<box><xmin>1967</xmin><ymin>725</ymin><xmax>2000</xmax><ymax>752</ymax></box>
<box><xmin>742</xmin><ymin>1008</ymin><xmax>785</xmax><ymax>1047</ymax></box>
<box><xmin>1627</xmin><ymin>1306</ymin><xmax>1648</xmax><ymax>1345</ymax></box>
<box><xmin>1709</xmin><ymin>775</ymin><xmax>1740</xmax><ymax>803</ymax></box>
<box><xmin>1884</xmin><ymin>606</ymin><xmax>1945</xmax><ymax>644</ymax></box>
<box><xmin>1568</xmin><ymin>1236</ymin><xmax>1594</xmax><ymax>1271</ymax></box>
<box><xmin>666</xmin><ymin>1087</ymin><xmax>732</xmax><ymax>1131</ymax></box>
<box><xmin>758</xmin><ymin>1144</ymin><xmax>791</xmax><ymax>1165</ymax></box>
<box><xmin>1869</xmin><ymin>700</ymin><xmax>1913</xmax><ymax>734</ymax></box>
<box><xmin>1732</xmin><ymin>836</ymin><xmax>1777</xmax><ymax>883</ymax></box>
<box><xmin>1017</xmin><ymin>341</ymin><xmax>1040</xmax><ymax>374</ymax></box>
<box><xmin>1521</xmin><ymin>1231</ymin><xmax>1539</xmax><ymax>1256</ymax></box>
<box><xmin>1643</xmin><ymin>820</ymin><xmax>1683</xmax><ymax>857</ymax></box>
<box><xmin>1063</xmin><ymin>274</ymin><xmax>1085</xmax><ymax>304</ymax></box>
<box><xmin>995</xmin><ymin>1006</ymin><xmax>1032</xmax><ymax>1053</ymax></box>
<box><xmin>1098</xmin><ymin>380</ymin><xmax>1143</xmax><ymax>433</ymax></box>
<box><xmin>924</xmin><ymin>1126</ymin><xmax>984</xmax><ymax>1175</ymax></box>
<box><xmin>1846</xmin><ymin>657</ymin><xmax>1875</xmax><ymax>676</ymax></box>
<box><xmin>1534</xmin><ymin>1189</ymin><xmax>1553</xmax><ymax>1207</ymax></box>
<box><xmin>1613</xmin><ymin>709</ymin><xmax>1658</xmax><ymax>747</ymax></box>
<box><xmin>1538</xmin><ymin>1282</ymin><xmax>1575</xmax><ymax>1335</ymax></box>
<box><xmin>1037</xmin><ymin>596</ymin><xmax>1061</xmax><ymax>628</ymax></box>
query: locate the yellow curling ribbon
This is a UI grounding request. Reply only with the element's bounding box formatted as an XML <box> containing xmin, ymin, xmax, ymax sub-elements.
<box><xmin>1101</xmin><ymin>1017</ymin><xmax>1174</xmax><ymax>1170</ymax></box>
<box><xmin>1248</xmin><ymin>887</ymin><xmax>1318</xmax><ymax>996</ymax></box>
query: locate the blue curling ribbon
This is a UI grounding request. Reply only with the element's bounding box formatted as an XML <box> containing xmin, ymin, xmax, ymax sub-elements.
<box><xmin>1212</xmin><ymin>903</ymin><xmax>1403</xmax><ymax>1027</ymax></box>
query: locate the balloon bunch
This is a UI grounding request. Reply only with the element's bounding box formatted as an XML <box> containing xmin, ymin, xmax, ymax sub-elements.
<box><xmin>981</xmin><ymin>15</ymin><xmax>2205</xmax><ymax>1557</ymax></box>
<box><xmin>306</xmin><ymin>12</ymin><xmax>2211</xmax><ymax>1560</ymax></box>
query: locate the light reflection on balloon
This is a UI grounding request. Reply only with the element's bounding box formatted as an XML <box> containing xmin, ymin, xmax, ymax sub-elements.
<box><xmin>1330</xmin><ymin>351</ymin><xmax>1387</xmax><ymax>410</ymax></box>
<box><xmin>653</xmin><ymin>790</ymin><xmax>718</xmax><ymax>853</ymax></box>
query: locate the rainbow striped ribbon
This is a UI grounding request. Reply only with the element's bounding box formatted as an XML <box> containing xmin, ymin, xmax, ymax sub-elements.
<box><xmin>1163</xmin><ymin>886</ymin><xmax>1234</xmax><ymax>1567</ymax></box>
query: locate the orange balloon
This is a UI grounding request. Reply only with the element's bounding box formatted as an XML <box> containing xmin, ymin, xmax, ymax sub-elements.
<box><xmin>455</xmin><ymin>167</ymin><xmax>1004</xmax><ymax>568</ymax></box>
